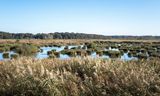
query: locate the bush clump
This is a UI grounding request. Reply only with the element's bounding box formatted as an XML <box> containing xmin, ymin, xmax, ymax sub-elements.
<box><xmin>37</xmin><ymin>48</ymin><xmax>42</xmax><ymax>52</ymax></box>
<box><xmin>137</xmin><ymin>53</ymin><xmax>148</xmax><ymax>59</ymax></box>
<box><xmin>10</xmin><ymin>54</ymin><xmax>19</xmax><ymax>59</ymax></box>
<box><xmin>104</xmin><ymin>51</ymin><xmax>121</xmax><ymax>58</ymax></box>
<box><xmin>82</xmin><ymin>45</ymin><xmax>87</xmax><ymax>49</ymax></box>
<box><xmin>86</xmin><ymin>43</ymin><xmax>96</xmax><ymax>49</ymax></box>
<box><xmin>77</xmin><ymin>50</ymin><xmax>87</xmax><ymax>56</ymax></box>
<box><xmin>140</xmin><ymin>48</ymin><xmax>147</xmax><ymax>53</ymax></box>
<box><xmin>149</xmin><ymin>52</ymin><xmax>160</xmax><ymax>58</ymax></box>
<box><xmin>0</xmin><ymin>47</ymin><xmax>10</xmax><ymax>52</ymax></box>
<box><xmin>51</xmin><ymin>49</ymin><xmax>56</xmax><ymax>52</ymax></box>
<box><xmin>47</xmin><ymin>51</ymin><xmax>53</xmax><ymax>55</ymax></box>
<box><xmin>48</xmin><ymin>54</ymin><xmax>56</xmax><ymax>58</ymax></box>
<box><xmin>119</xmin><ymin>47</ymin><xmax>128</xmax><ymax>53</ymax></box>
<box><xmin>96</xmin><ymin>50</ymin><xmax>103</xmax><ymax>56</ymax></box>
<box><xmin>86</xmin><ymin>49</ymin><xmax>93</xmax><ymax>55</ymax></box>
<box><xmin>64</xmin><ymin>46</ymin><xmax>69</xmax><ymax>50</ymax></box>
<box><xmin>14</xmin><ymin>44</ymin><xmax>38</xmax><ymax>56</ymax></box>
<box><xmin>61</xmin><ymin>50</ymin><xmax>77</xmax><ymax>57</ymax></box>
<box><xmin>2</xmin><ymin>52</ymin><xmax>9</xmax><ymax>58</ymax></box>
<box><xmin>53</xmin><ymin>52</ymin><xmax>60</xmax><ymax>57</ymax></box>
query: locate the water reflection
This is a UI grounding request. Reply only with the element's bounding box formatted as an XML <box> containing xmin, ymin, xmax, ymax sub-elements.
<box><xmin>0</xmin><ymin>45</ymin><xmax>139</xmax><ymax>61</ymax></box>
<box><xmin>0</xmin><ymin>51</ymin><xmax>17</xmax><ymax>61</ymax></box>
<box><xmin>121</xmin><ymin>53</ymin><xmax>138</xmax><ymax>61</ymax></box>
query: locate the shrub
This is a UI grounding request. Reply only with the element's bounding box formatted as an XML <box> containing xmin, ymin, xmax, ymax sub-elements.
<box><xmin>77</xmin><ymin>46</ymin><xmax>82</xmax><ymax>49</ymax></box>
<box><xmin>128</xmin><ymin>51</ymin><xmax>137</xmax><ymax>57</ymax></box>
<box><xmin>148</xmin><ymin>50</ymin><xmax>156</xmax><ymax>55</ymax></box>
<box><xmin>76</xmin><ymin>50</ymin><xmax>87</xmax><ymax>56</ymax></box>
<box><xmin>40</xmin><ymin>49</ymin><xmax>43</xmax><ymax>53</ymax></box>
<box><xmin>86</xmin><ymin>43</ymin><xmax>96</xmax><ymax>49</ymax></box>
<box><xmin>140</xmin><ymin>48</ymin><xmax>147</xmax><ymax>53</ymax></box>
<box><xmin>64</xmin><ymin>46</ymin><xmax>69</xmax><ymax>50</ymax></box>
<box><xmin>53</xmin><ymin>44</ymin><xmax>61</xmax><ymax>47</ymax></box>
<box><xmin>128</xmin><ymin>52</ymin><xmax>132</xmax><ymax>57</ymax></box>
<box><xmin>48</xmin><ymin>44</ymin><xmax>53</xmax><ymax>47</ymax></box>
<box><xmin>14</xmin><ymin>44</ymin><xmax>38</xmax><ymax>56</ymax></box>
<box><xmin>105</xmin><ymin>45</ymin><xmax>110</xmax><ymax>49</ymax></box>
<box><xmin>44</xmin><ymin>45</ymin><xmax>49</xmax><ymax>47</ymax></box>
<box><xmin>51</xmin><ymin>49</ymin><xmax>56</xmax><ymax>52</ymax></box>
<box><xmin>110</xmin><ymin>45</ymin><xmax>118</xmax><ymax>49</ymax></box>
<box><xmin>47</xmin><ymin>51</ymin><xmax>53</xmax><ymax>55</ymax></box>
<box><xmin>137</xmin><ymin>53</ymin><xmax>148</xmax><ymax>59</ymax></box>
<box><xmin>96</xmin><ymin>50</ymin><xmax>103</xmax><ymax>56</ymax></box>
<box><xmin>86</xmin><ymin>49</ymin><xmax>93</xmax><ymax>55</ymax></box>
<box><xmin>2</xmin><ymin>52</ymin><xmax>9</xmax><ymax>58</ymax></box>
<box><xmin>10</xmin><ymin>54</ymin><xmax>19</xmax><ymax>59</ymax></box>
<box><xmin>0</xmin><ymin>47</ymin><xmax>10</xmax><ymax>52</ymax></box>
<box><xmin>119</xmin><ymin>47</ymin><xmax>128</xmax><ymax>53</ymax></box>
<box><xmin>48</xmin><ymin>54</ymin><xmax>56</xmax><ymax>58</ymax></box>
<box><xmin>109</xmin><ymin>51</ymin><xmax>121</xmax><ymax>58</ymax></box>
<box><xmin>68</xmin><ymin>51</ymin><xmax>77</xmax><ymax>57</ymax></box>
<box><xmin>82</xmin><ymin>45</ymin><xmax>87</xmax><ymax>49</ymax></box>
<box><xmin>76</xmin><ymin>50</ymin><xmax>83</xmax><ymax>56</ymax></box>
<box><xmin>53</xmin><ymin>52</ymin><xmax>60</xmax><ymax>57</ymax></box>
<box><xmin>104</xmin><ymin>51</ymin><xmax>121</xmax><ymax>58</ymax></box>
<box><xmin>61</xmin><ymin>50</ymin><xmax>77</xmax><ymax>57</ymax></box>
<box><xmin>0</xmin><ymin>48</ymin><xmax>5</xmax><ymax>52</ymax></box>
<box><xmin>149</xmin><ymin>52</ymin><xmax>160</xmax><ymax>58</ymax></box>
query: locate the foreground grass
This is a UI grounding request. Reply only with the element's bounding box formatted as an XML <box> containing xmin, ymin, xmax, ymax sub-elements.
<box><xmin>0</xmin><ymin>57</ymin><xmax>160</xmax><ymax>96</ymax></box>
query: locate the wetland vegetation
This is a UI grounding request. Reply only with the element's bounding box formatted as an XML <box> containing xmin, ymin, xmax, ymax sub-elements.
<box><xmin>0</xmin><ymin>39</ymin><xmax>160</xmax><ymax>60</ymax></box>
<box><xmin>0</xmin><ymin>57</ymin><xmax>160</xmax><ymax>96</ymax></box>
<box><xmin>0</xmin><ymin>39</ymin><xmax>160</xmax><ymax>96</ymax></box>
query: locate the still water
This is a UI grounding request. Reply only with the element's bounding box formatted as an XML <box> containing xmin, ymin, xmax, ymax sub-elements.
<box><xmin>0</xmin><ymin>45</ymin><xmax>137</xmax><ymax>61</ymax></box>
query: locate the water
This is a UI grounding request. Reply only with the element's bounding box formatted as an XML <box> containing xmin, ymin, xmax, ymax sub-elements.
<box><xmin>0</xmin><ymin>45</ymin><xmax>138</xmax><ymax>61</ymax></box>
<box><xmin>0</xmin><ymin>51</ymin><xmax>17</xmax><ymax>61</ymax></box>
<box><xmin>37</xmin><ymin>46</ymin><xmax>138</xmax><ymax>61</ymax></box>
<box><xmin>121</xmin><ymin>53</ymin><xmax>138</xmax><ymax>61</ymax></box>
<box><xmin>36</xmin><ymin>45</ymin><xmax>81</xmax><ymax>60</ymax></box>
<box><xmin>108</xmin><ymin>47</ymin><xmax>119</xmax><ymax>51</ymax></box>
<box><xmin>36</xmin><ymin>46</ymin><xmax>64</xmax><ymax>59</ymax></box>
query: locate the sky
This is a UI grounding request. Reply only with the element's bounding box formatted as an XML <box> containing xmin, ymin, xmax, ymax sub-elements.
<box><xmin>0</xmin><ymin>0</ymin><xmax>160</xmax><ymax>36</ymax></box>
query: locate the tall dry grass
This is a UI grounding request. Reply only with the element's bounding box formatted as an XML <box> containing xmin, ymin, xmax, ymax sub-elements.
<box><xmin>0</xmin><ymin>57</ymin><xmax>160</xmax><ymax>96</ymax></box>
<box><xmin>0</xmin><ymin>39</ymin><xmax>91</xmax><ymax>45</ymax></box>
<box><xmin>0</xmin><ymin>39</ymin><xmax>159</xmax><ymax>46</ymax></box>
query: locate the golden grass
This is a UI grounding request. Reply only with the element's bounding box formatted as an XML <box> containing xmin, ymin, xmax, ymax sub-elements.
<box><xmin>0</xmin><ymin>57</ymin><xmax>160</xmax><ymax>96</ymax></box>
<box><xmin>0</xmin><ymin>61</ymin><xmax>3</xmax><ymax>65</ymax></box>
<box><xmin>0</xmin><ymin>39</ymin><xmax>91</xmax><ymax>45</ymax></box>
<box><xmin>0</xmin><ymin>39</ymin><xmax>159</xmax><ymax>45</ymax></box>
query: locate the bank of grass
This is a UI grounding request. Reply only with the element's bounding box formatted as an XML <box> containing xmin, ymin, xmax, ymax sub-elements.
<box><xmin>0</xmin><ymin>39</ymin><xmax>91</xmax><ymax>46</ymax></box>
<box><xmin>0</xmin><ymin>39</ymin><xmax>160</xmax><ymax>46</ymax></box>
<box><xmin>0</xmin><ymin>57</ymin><xmax>160</xmax><ymax>96</ymax></box>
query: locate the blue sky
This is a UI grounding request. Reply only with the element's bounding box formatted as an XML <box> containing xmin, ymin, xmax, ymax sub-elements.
<box><xmin>0</xmin><ymin>0</ymin><xmax>160</xmax><ymax>35</ymax></box>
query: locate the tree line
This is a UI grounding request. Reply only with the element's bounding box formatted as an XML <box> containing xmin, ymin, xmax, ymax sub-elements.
<box><xmin>0</xmin><ymin>31</ymin><xmax>160</xmax><ymax>40</ymax></box>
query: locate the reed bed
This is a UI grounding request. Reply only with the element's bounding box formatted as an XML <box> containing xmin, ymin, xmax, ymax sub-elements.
<box><xmin>0</xmin><ymin>39</ymin><xmax>91</xmax><ymax>46</ymax></box>
<box><xmin>0</xmin><ymin>57</ymin><xmax>160</xmax><ymax>96</ymax></box>
<box><xmin>0</xmin><ymin>39</ymin><xmax>159</xmax><ymax>45</ymax></box>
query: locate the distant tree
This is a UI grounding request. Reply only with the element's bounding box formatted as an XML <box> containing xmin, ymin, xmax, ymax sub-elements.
<box><xmin>0</xmin><ymin>31</ymin><xmax>160</xmax><ymax>40</ymax></box>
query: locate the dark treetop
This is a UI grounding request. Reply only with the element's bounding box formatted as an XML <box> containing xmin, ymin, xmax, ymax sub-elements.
<box><xmin>0</xmin><ymin>31</ymin><xmax>160</xmax><ymax>40</ymax></box>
